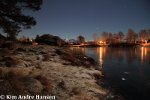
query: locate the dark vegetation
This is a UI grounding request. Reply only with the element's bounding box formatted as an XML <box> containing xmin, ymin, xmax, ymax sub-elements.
<box><xmin>0</xmin><ymin>46</ymin><xmax>53</xmax><ymax>95</ymax></box>
<box><xmin>0</xmin><ymin>0</ymin><xmax>43</xmax><ymax>40</ymax></box>
<box><xmin>0</xmin><ymin>34</ymin><xmax>6</xmax><ymax>46</ymax></box>
<box><xmin>0</xmin><ymin>70</ymin><xmax>52</xmax><ymax>95</ymax></box>
<box><xmin>0</xmin><ymin>0</ymin><xmax>43</xmax><ymax>49</ymax></box>
<box><xmin>55</xmin><ymin>48</ymin><xmax>100</xmax><ymax>69</ymax></box>
<box><xmin>35</xmin><ymin>34</ymin><xmax>66</xmax><ymax>46</ymax></box>
<box><xmin>108</xmin><ymin>43</ymin><xmax>138</xmax><ymax>47</ymax></box>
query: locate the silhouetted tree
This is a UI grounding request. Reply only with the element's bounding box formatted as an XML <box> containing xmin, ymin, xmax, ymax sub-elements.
<box><xmin>126</xmin><ymin>28</ymin><xmax>136</xmax><ymax>43</ymax></box>
<box><xmin>118</xmin><ymin>31</ymin><xmax>124</xmax><ymax>43</ymax></box>
<box><xmin>101</xmin><ymin>32</ymin><xmax>109</xmax><ymax>42</ymax></box>
<box><xmin>148</xmin><ymin>29</ymin><xmax>150</xmax><ymax>38</ymax></box>
<box><xmin>107</xmin><ymin>32</ymin><xmax>113</xmax><ymax>44</ymax></box>
<box><xmin>139</xmin><ymin>29</ymin><xmax>149</xmax><ymax>41</ymax></box>
<box><xmin>0</xmin><ymin>0</ymin><xmax>43</xmax><ymax>40</ymax></box>
<box><xmin>93</xmin><ymin>33</ymin><xmax>98</xmax><ymax>42</ymax></box>
<box><xmin>113</xmin><ymin>33</ymin><xmax>119</xmax><ymax>43</ymax></box>
<box><xmin>77</xmin><ymin>35</ymin><xmax>85</xmax><ymax>44</ymax></box>
<box><xmin>36</xmin><ymin>34</ymin><xmax>40</xmax><ymax>39</ymax></box>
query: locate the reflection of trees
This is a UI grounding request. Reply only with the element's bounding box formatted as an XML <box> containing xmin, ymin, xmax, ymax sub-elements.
<box><xmin>105</xmin><ymin>48</ymin><xmax>124</xmax><ymax>61</ymax></box>
<box><xmin>70</xmin><ymin>47</ymin><xmax>85</xmax><ymax>55</ymax></box>
<box><xmin>70</xmin><ymin>47</ymin><xmax>150</xmax><ymax>65</ymax></box>
<box><xmin>105</xmin><ymin>48</ymin><xmax>137</xmax><ymax>64</ymax></box>
<box><xmin>106</xmin><ymin>47</ymin><xmax>150</xmax><ymax>64</ymax></box>
<box><xmin>140</xmin><ymin>47</ymin><xmax>149</xmax><ymax>64</ymax></box>
<box><xmin>126</xmin><ymin>48</ymin><xmax>137</xmax><ymax>63</ymax></box>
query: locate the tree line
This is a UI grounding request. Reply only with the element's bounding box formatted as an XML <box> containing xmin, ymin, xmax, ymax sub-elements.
<box><xmin>94</xmin><ymin>28</ymin><xmax>150</xmax><ymax>44</ymax></box>
<box><xmin>0</xmin><ymin>1</ymin><xmax>149</xmax><ymax>45</ymax></box>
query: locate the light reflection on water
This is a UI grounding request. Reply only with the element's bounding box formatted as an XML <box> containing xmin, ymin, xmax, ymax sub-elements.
<box><xmin>141</xmin><ymin>47</ymin><xmax>149</xmax><ymax>64</ymax></box>
<box><xmin>71</xmin><ymin>46</ymin><xmax>150</xmax><ymax>65</ymax></box>
<box><xmin>71</xmin><ymin>47</ymin><xmax>150</xmax><ymax>100</ymax></box>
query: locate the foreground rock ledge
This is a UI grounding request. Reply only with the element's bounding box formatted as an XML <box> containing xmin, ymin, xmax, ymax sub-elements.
<box><xmin>0</xmin><ymin>45</ymin><xmax>109</xmax><ymax>100</ymax></box>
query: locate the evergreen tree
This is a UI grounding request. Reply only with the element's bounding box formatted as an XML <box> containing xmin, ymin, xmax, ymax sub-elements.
<box><xmin>0</xmin><ymin>0</ymin><xmax>43</xmax><ymax>40</ymax></box>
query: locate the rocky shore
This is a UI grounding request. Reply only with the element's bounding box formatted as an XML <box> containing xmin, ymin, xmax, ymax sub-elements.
<box><xmin>0</xmin><ymin>44</ymin><xmax>121</xmax><ymax>100</ymax></box>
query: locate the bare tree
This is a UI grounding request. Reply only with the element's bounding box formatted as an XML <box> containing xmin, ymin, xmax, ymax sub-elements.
<box><xmin>139</xmin><ymin>29</ymin><xmax>149</xmax><ymax>41</ymax></box>
<box><xmin>148</xmin><ymin>29</ymin><xmax>150</xmax><ymax>38</ymax></box>
<box><xmin>113</xmin><ymin>33</ymin><xmax>119</xmax><ymax>43</ymax></box>
<box><xmin>93</xmin><ymin>33</ymin><xmax>98</xmax><ymax>42</ymax></box>
<box><xmin>107</xmin><ymin>32</ymin><xmax>113</xmax><ymax>44</ymax></box>
<box><xmin>118</xmin><ymin>31</ymin><xmax>124</xmax><ymax>43</ymax></box>
<box><xmin>101</xmin><ymin>32</ymin><xmax>109</xmax><ymax>42</ymax></box>
<box><xmin>126</xmin><ymin>28</ymin><xmax>136</xmax><ymax>43</ymax></box>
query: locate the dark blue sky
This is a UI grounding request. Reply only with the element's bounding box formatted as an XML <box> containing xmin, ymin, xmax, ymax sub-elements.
<box><xmin>20</xmin><ymin>0</ymin><xmax>150</xmax><ymax>40</ymax></box>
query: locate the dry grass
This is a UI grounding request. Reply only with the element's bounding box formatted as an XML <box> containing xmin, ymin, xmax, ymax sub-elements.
<box><xmin>36</xmin><ymin>75</ymin><xmax>53</xmax><ymax>94</ymax></box>
<box><xmin>70</xmin><ymin>87</ymin><xmax>82</xmax><ymax>96</ymax></box>
<box><xmin>92</xmin><ymin>71</ymin><xmax>104</xmax><ymax>80</ymax></box>
<box><xmin>3</xmin><ymin>56</ymin><xmax>21</xmax><ymax>67</ymax></box>
<box><xmin>0</xmin><ymin>68</ymin><xmax>3</xmax><ymax>78</ymax></box>
<box><xmin>71</xmin><ymin>91</ymin><xmax>98</xmax><ymax>100</ymax></box>
<box><xmin>0</xmin><ymin>45</ymin><xmax>109</xmax><ymax>99</ymax></box>
<box><xmin>6</xmin><ymin>71</ymin><xmax>43</xmax><ymax>95</ymax></box>
<box><xmin>4</xmin><ymin>71</ymin><xmax>26</xmax><ymax>94</ymax></box>
<box><xmin>42</xmin><ymin>54</ymin><xmax>50</xmax><ymax>61</ymax></box>
<box><xmin>55</xmin><ymin>48</ymin><xmax>97</xmax><ymax>67</ymax></box>
<box><xmin>0</xmin><ymin>67</ymin><xmax>43</xmax><ymax>95</ymax></box>
<box><xmin>1</xmin><ymin>41</ymin><xmax>18</xmax><ymax>50</ymax></box>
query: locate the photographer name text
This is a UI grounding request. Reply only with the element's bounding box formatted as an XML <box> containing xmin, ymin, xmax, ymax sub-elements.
<box><xmin>0</xmin><ymin>95</ymin><xmax>56</xmax><ymax>100</ymax></box>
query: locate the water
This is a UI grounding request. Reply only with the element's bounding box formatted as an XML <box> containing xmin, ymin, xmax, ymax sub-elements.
<box><xmin>71</xmin><ymin>47</ymin><xmax>150</xmax><ymax>100</ymax></box>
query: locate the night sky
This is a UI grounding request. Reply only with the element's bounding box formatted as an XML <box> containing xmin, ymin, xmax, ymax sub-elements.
<box><xmin>20</xmin><ymin>0</ymin><xmax>150</xmax><ymax>41</ymax></box>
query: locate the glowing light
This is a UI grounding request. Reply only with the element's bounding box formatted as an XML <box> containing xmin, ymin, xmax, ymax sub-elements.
<box><xmin>99</xmin><ymin>47</ymin><xmax>103</xmax><ymax>66</ymax></box>
<box><xmin>141</xmin><ymin>47</ymin><xmax>144</xmax><ymax>63</ymax></box>
<box><xmin>99</xmin><ymin>41</ymin><xmax>106</xmax><ymax>44</ymax></box>
<box><xmin>141</xmin><ymin>47</ymin><xmax>147</xmax><ymax>63</ymax></box>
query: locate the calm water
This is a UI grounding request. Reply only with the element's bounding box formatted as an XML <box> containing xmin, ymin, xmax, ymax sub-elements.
<box><xmin>71</xmin><ymin>47</ymin><xmax>150</xmax><ymax>100</ymax></box>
